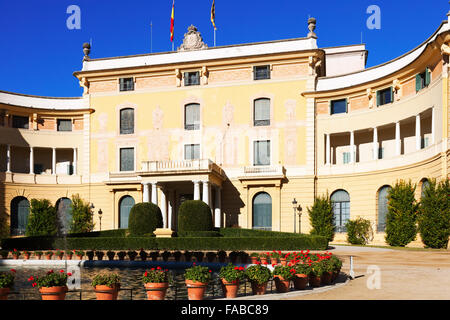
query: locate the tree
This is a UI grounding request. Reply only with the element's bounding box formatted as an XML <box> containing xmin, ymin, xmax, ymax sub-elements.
<box><xmin>25</xmin><ymin>199</ymin><xmax>58</xmax><ymax>236</ymax></box>
<box><xmin>69</xmin><ymin>194</ymin><xmax>94</xmax><ymax>233</ymax></box>
<box><xmin>178</xmin><ymin>200</ymin><xmax>213</xmax><ymax>232</ymax></box>
<box><xmin>418</xmin><ymin>179</ymin><xmax>450</xmax><ymax>249</ymax></box>
<box><xmin>345</xmin><ymin>217</ymin><xmax>373</xmax><ymax>245</ymax></box>
<box><xmin>385</xmin><ymin>180</ymin><xmax>419</xmax><ymax>247</ymax></box>
<box><xmin>308</xmin><ymin>194</ymin><xmax>335</xmax><ymax>242</ymax></box>
<box><xmin>128</xmin><ymin>202</ymin><xmax>163</xmax><ymax>236</ymax></box>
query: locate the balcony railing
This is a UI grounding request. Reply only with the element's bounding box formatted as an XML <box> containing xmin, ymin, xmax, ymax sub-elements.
<box><xmin>241</xmin><ymin>165</ymin><xmax>284</xmax><ymax>177</ymax></box>
<box><xmin>140</xmin><ymin>159</ymin><xmax>221</xmax><ymax>174</ymax></box>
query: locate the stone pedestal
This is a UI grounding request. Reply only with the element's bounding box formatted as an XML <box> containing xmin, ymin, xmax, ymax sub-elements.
<box><xmin>154</xmin><ymin>228</ymin><xmax>174</xmax><ymax>238</ymax></box>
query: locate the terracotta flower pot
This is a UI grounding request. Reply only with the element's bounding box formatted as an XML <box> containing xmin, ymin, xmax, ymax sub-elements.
<box><xmin>76</xmin><ymin>255</ymin><xmax>83</xmax><ymax>260</ymax></box>
<box><xmin>24</xmin><ymin>254</ymin><xmax>30</xmax><ymax>260</ymax></box>
<box><xmin>309</xmin><ymin>275</ymin><xmax>321</xmax><ymax>287</ymax></box>
<box><xmin>250</xmin><ymin>282</ymin><xmax>267</xmax><ymax>295</ymax></box>
<box><xmin>45</xmin><ymin>254</ymin><xmax>53</xmax><ymax>260</ymax></box>
<box><xmin>144</xmin><ymin>282</ymin><xmax>169</xmax><ymax>300</ymax></box>
<box><xmin>260</xmin><ymin>257</ymin><xmax>268</xmax><ymax>264</ymax></box>
<box><xmin>221</xmin><ymin>279</ymin><xmax>239</xmax><ymax>299</ymax></box>
<box><xmin>280</xmin><ymin>258</ymin><xmax>287</xmax><ymax>266</ymax></box>
<box><xmin>0</xmin><ymin>288</ymin><xmax>10</xmax><ymax>300</ymax></box>
<box><xmin>274</xmin><ymin>276</ymin><xmax>290</xmax><ymax>293</ymax></box>
<box><xmin>185</xmin><ymin>280</ymin><xmax>208</xmax><ymax>300</ymax></box>
<box><xmin>94</xmin><ymin>285</ymin><xmax>120</xmax><ymax>300</ymax></box>
<box><xmin>39</xmin><ymin>286</ymin><xmax>68</xmax><ymax>300</ymax></box>
<box><xmin>321</xmin><ymin>272</ymin><xmax>333</xmax><ymax>285</ymax></box>
<box><xmin>250</xmin><ymin>257</ymin><xmax>259</xmax><ymax>264</ymax></box>
<box><xmin>293</xmin><ymin>274</ymin><xmax>308</xmax><ymax>290</ymax></box>
<box><xmin>66</xmin><ymin>254</ymin><xmax>73</xmax><ymax>260</ymax></box>
<box><xmin>35</xmin><ymin>254</ymin><xmax>42</xmax><ymax>260</ymax></box>
<box><xmin>12</xmin><ymin>255</ymin><xmax>19</xmax><ymax>260</ymax></box>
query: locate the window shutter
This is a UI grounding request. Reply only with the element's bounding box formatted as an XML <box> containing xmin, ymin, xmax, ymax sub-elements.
<box><xmin>415</xmin><ymin>74</ymin><xmax>422</xmax><ymax>92</ymax></box>
<box><xmin>425</xmin><ymin>67</ymin><xmax>431</xmax><ymax>86</ymax></box>
<box><xmin>345</xmin><ymin>98</ymin><xmax>348</xmax><ymax>112</ymax></box>
<box><xmin>389</xmin><ymin>86</ymin><xmax>394</xmax><ymax>103</ymax></box>
<box><xmin>376</xmin><ymin>91</ymin><xmax>381</xmax><ymax>107</ymax></box>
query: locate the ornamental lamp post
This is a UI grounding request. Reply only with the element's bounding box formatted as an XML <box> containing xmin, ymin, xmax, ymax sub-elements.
<box><xmin>292</xmin><ymin>198</ymin><xmax>298</xmax><ymax>233</ymax></box>
<box><xmin>297</xmin><ymin>204</ymin><xmax>303</xmax><ymax>234</ymax></box>
<box><xmin>98</xmin><ymin>209</ymin><xmax>103</xmax><ymax>231</ymax></box>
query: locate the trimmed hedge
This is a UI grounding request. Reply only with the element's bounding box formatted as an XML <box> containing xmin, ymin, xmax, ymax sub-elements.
<box><xmin>128</xmin><ymin>202</ymin><xmax>163</xmax><ymax>236</ymax></box>
<box><xmin>178</xmin><ymin>200</ymin><xmax>213</xmax><ymax>232</ymax></box>
<box><xmin>0</xmin><ymin>234</ymin><xmax>328</xmax><ymax>251</ymax></box>
<box><xmin>67</xmin><ymin>229</ymin><xmax>127</xmax><ymax>238</ymax></box>
<box><xmin>219</xmin><ymin>228</ymin><xmax>307</xmax><ymax>238</ymax></box>
<box><xmin>176</xmin><ymin>231</ymin><xmax>221</xmax><ymax>238</ymax></box>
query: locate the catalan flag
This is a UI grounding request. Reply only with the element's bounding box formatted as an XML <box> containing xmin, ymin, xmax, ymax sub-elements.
<box><xmin>211</xmin><ymin>0</ymin><xmax>216</xmax><ymax>30</ymax></box>
<box><xmin>170</xmin><ymin>0</ymin><xmax>175</xmax><ymax>42</ymax></box>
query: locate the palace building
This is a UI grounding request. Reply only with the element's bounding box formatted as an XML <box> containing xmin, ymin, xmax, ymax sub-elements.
<box><xmin>1</xmin><ymin>15</ymin><xmax>449</xmax><ymax>246</ymax></box>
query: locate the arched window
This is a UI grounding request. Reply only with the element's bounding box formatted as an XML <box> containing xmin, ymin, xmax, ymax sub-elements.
<box><xmin>119</xmin><ymin>196</ymin><xmax>135</xmax><ymax>229</ymax></box>
<box><xmin>253</xmin><ymin>98</ymin><xmax>270</xmax><ymax>126</ymax></box>
<box><xmin>184</xmin><ymin>103</ymin><xmax>200</xmax><ymax>130</ymax></box>
<box><xmin>56</xmin><ymin>197</ymin><xmax>73</xmax><ymax>235</ymax></box>
<box><xmin>331</xmin><ymin>190</ymin><xmax>350</xmax><ymax>233</ymax></box>
<box><xmin>377</xmin><ymin>186</ymin><xmax>391</xmax><ymax>232</ymax></box>
<box><xmin>10</xmin><ymin>197</ymin><xmax>30</xmax><ymax>236</ymax></box>
<box><xmin>252</xmin><ymin>192</ymin><xmax>272</xmax><ymax>231</ymax></box>
<box><xmin>421</xmin><ymin>179</ymin><xmax>430</xmax><ymax>199</ymax></box>
<box><xmin>120</xmin><ymin>108</ymin><xmax>134</xmax><ymax>134</ymax></box>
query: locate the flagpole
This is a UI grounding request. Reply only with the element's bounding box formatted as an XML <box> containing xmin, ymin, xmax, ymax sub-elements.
<box><xmin>214</xmin><ymin>28</ymin><xmax>216</xmax><ymax>47</ymax></box>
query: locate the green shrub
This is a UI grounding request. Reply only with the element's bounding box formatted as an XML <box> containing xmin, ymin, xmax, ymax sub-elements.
<box><xmin>177</xmin><ymin>231</ymin><xmax>221</xmax><ymax>238</ymax></box>
<box><xmin>385</xmin><ymin>180</ymin><xmax>419</xmax><ymax>247</ymax></box>
<box><xmin>308</xmin><ymin>194</ymin><xmax>335</xmax><ymax>242</ymax></box>
<box><xmin>418</xmin><ymin>179</ymin><xmax>450</xmax><ymax>249</ymax></box>
<box><xmin>128</xmin><ymin>202</ymin><xmax>163</xmax><ymax>236</ymax></box>
<box><xmin>26</xmin><ymin>199</ymin><xmax>58</xmax><ymax>237</ymax></box>
<box><xmin>345</xmin><ymin>217</ymin><xmax>373</xmax><ymax>245</ymax></box>
<box><xmin>177</xmin><ymin>200</ymin><xmax>213</xmax><ymax>232</ymax></box>
<box><xmin>69</xmin><ymin>194</ymin><xmax>94</xmax><ymax>234</ymax></box>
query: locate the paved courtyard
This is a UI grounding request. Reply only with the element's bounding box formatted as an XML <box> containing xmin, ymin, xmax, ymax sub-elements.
<box><xmin>283</xmin><ymin>245</ymin><xmax>450</xmax><ymax>300</ymax></box>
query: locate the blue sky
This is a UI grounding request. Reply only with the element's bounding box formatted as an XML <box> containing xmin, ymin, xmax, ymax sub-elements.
<box><xmin>0</xmin><ymin>0</ymin><xmax>448</xmax><ymax>97</ymax></box>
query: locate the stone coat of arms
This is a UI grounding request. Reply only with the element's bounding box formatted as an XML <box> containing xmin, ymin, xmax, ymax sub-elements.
<box><xmin>178</xmin><ymin>25</ymin><xmax>208</xmax><ymax>51</ymax></box>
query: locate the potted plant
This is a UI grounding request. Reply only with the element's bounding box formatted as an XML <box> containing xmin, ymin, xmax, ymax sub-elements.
<box><xmin>270</xmin><ymin>251</ymin><xmax>281</xmax><ymax>265</ymax></box>
<box><xmin>309</xmin><ymin>261</ymin><xmax>324</xmax><ymax>287</ymax></box>
<box><xmin>65</xmin><ymin>250</ymin><xmax>73</xmax><ymax>260</ymax></box>
<box><xmin>127</xmin><ymin>250</ymin><xmax>137</xmax><ymax>261</ymax></box>
<box><xmin>0</xmin><ymin>250</ymin><xmax>8</xmax><ymax>259</ymax></box>
<box><xmin>55</xmin><ymin>250</ymin><xmax>64</xmax><ymax>260</ymax></box>
<box><xmin>117</xmin><ymin>251</ymin><xmax>126</xmax><ymax>261</ymax></box>
<box><xmin>139</xmin><ymin>249</ymin><xmax>148</xmax><ymax>261</ymax></box>
<box><xmin>228</xmin><ymin>251</ymin><xmax>239</xmax><ymax>264</ymax></box>
<box><xmin>184</xmin><ymin>264</ymin><xmax>212</xmax><ymax>300</ymax></box>
<box><xmin>217</xmin><ymin>250</ymin><xmax>227</xmax><ymax>263</ymax></box>
<box><xmin>259</xmin><ymin>252</ymin><xmax>269</xmax><ymax>265</ymax></box>
<box><xmin>95</xmin><ymin>251</ymin><xmax>105</xmax><ymax>261</ymax></box>
<box><xmin>206</xmin><ymin>252</ymin><xmax>216</xmax><ymax>263</ymax></box>
<box><xmin>11</xmin><ymin>249</ymin><xmax>20</xmax><ymax>260</ymax></box>
<box><xmin>45</xmin><ymin>251</ymin><xmax>53</xmax><ymax>260</ymax></box>
<box><xmin>330</xmin><ymin>255</ymin><xmax>343</xmax><ymax>281</ymax></box>
<box><xmin>193</xmin><ymin>251</ymin><xmax>204</xmax><ymax>263</ymax></box>
<box><xmin>74</xmin><ymin>250</ymin><xmax>85</xmax><ymax>260</ymax></box>
<box><xmin>106</xmin><ymin>251</ymin><xmax>116</xmax><ymax>261</ymax></box>
<box><xmin>29</xmin><ymin>269</ymin><xmax>70</xmax><ymax>300</ymax></box>
<box><xmin>272</xmin><ymin>265</ymin><xmax>295</xmax><ymax>293</ymax></box>
<box><xmin>92</xmin><ymin>273</ymin><xmax>121</xmax><ymax>300</ymax></box>
<box><xmin>142</xmin><ymin>267</ymin><xmax>171</xmax><ymax>300</ymax></box>
<box><xmin>219</xmin><ymin>264</ymin><xmax>245</xmax><ymax>298</ymax></box>
<box><xmin>150</xmin><ymin>251</ymin><xmax>159</xmax><ymax>261</ymax></box>
<box><xmin>0</xmin><ymin>269</ymin><xmax>16</xmax><ymax>300</ymax></box>
<box><xmin>23</xmin><ymin>250</ymin><xmax>31</xmax><ymax>260</ymax></box>
<box><xmin>173</xmin><ymin>251</ymin><xmax>182</xmax><ymax>262</ymax></box>
<box><xmin>293</xmin><ymin>262</ymin><xmax>310</xmax><ymax>290</ymax></box>
<box><xmin>238</xmin><ymin>251</ymin><xmax>249</xmax><ymax>264</ymax></box>
<box><xmin>86</xmin><ymin>250</ymin><xmax>95</xmax><ymax>261</ymax></box>
<box><xmin>320</xmin><ymin>258</ymin><xmax>334</xmax><ymax>285</ymax></box>
<box><xmin>245</xmin><ymin>264</ymin><xmax>271</xmax><ymax>295</ymax></box>
<box><xmin>250</xmin><ymin>253</ymin><xmax>259</xmax><ymax>264</ymax></box>
<box><xmin>34</xmin><ymin>251</ymin><xmax>43</xmax><ymax>260</ymax></box>
<box><xmin>162</xmin><ymin>251</ymin><xmax>171</xmax><ymax>262</ymax></box>
<box><xmin>183</xmin><ymin>251</ymin><xmax>193</xmax><ymax>262</ymax></box>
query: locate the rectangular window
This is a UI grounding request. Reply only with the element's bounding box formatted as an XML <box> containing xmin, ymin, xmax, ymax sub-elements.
<box><xmin>184</xmin><ymin>144</ymin><xmax>200</xmax><ymax>160</ymax></box>
<box><xmin>343</xmin><ymin>152</ymin><xmax>351</xmax><ymax>164</ymax></box>
<box><xmin>184</xmin><ymin>104</ymin><xmax>200</xmax><ymax>130</ymax></box>
<box><xmin>120</xmin><ymin>148</ymin><xmax>134</xmax><ymax>172</ymax></box>
<box><xmin>253</xmin><ymin>65</ymin><xmax>271</xmax><ymax>80</ymax></box>
<box><xmin>57</xmin><ymin>119</ymin><xmax>72</xmax><ymax>132</ymax></box>
<box><xmin>184</xmin><ymin>72</ymin><xmax>200</xmax><ymax>86</ymax></box>
<box><xmin>330</xmin><ymin>99</ymin><xmax>347</xmax><ymax>115</ymax></box>
<box><xmin>12</xmin><ymin>116</ymin><xmax>29</xmax><ymax>129</ymax></box>
<box><xmin>378</xmin><ymin>147</ymin><xmax>384</xmax><ymax>160</ymax></box>
<box><xmin>415</xmin><ymin>68</ymin><xmax>431</xmax><ymax>92</ymax></box>
<box><xmin>422</xmin><ymin>137</ymin><xmax>429</xmax><ymax>149</ymax></box>
<box><xmin>119</xmin><ymin>78</ymin><xmax>134</xmax><ymax>92</ymax></box>
<box><xmin>254</xmin><ymin>98</ymin><xmax>270</xmax><ymax>126</ymax></box>
<box><xmin>254</xmin><ymin>140</ymin><xmax>271</xmax><ymax>166</ymax></box>
<box><xmin>120</xmin><ymin>108</ymin><xmax>134</xmax><ymax>134</ymax></box>
<box><xmin>376</xmin><ymin>87</ymin><xmax>393</xmax><ymax>106</ymax></box>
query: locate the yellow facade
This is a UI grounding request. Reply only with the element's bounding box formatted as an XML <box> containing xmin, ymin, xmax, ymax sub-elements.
<box><xmin>0</xmin><ymin>18</ymin><xmax>449</xmax><ymax>246</ymax></box>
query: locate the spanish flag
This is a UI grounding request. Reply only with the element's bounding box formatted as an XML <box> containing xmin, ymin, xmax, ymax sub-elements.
<box><xmin>211</xmin><ymin>0</ymin><xmax>216</xmax><ymax>30</ymax></box>
<box><xmin>170</xmin><ymin>0</ymin><xmax>175</xmax><ymax>42</ymax></box>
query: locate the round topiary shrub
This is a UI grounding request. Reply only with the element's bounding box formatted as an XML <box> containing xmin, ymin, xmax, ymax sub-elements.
<box><xmin>177</xmin><ymin>200</ymin><xmax>213</xmax><ymax>232</ymax></box>
<box><xmin>128</xmin><ymin>202</ymin><xmax>163</xmax><ymax>236</ymax></box>
<box><xmin>345</xmin><ymin>217</ymin><xmax>373</xmax><ymax>245</ymax></box>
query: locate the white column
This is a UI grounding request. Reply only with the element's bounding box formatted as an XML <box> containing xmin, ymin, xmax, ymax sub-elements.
<box><xmin>193</xmin><ymin>180</ymin><xmax>201</xmax><ymax>200</ymax></box>
<box><xmin>142</xmin><ymin>183</ymin><xmax>150</xmax><ymax>203</ymax></box>
<box><xmin>214</xmin><ymin>186</ymin><xmax>222</xmax><ymax>228</ymax></box>
<box><xmin>168</xmin><ymin>190</ymin><xmax>174</xmax><ymax>230</ymax></box>
<box><xmin>416</xmin><ymin>114</ymin><xmax>421</xmax><ymax>150</ymax></box>
<box><xmin>72</xmin><ymin>148</ymin><xmax>77</xmax><ymax>175</ymax></box>
<box><xmin>52</xmin><ymin>148</ymin><xmax>56</xmax><ymax>175</ymax></box>
<box><xmin>29</xmin><ymin>147</ymin><xmax>34</xmax><ymax>174</ymax></box>
<box><xmin>202</xmin><ymin>180</ymin><xmax>210</xmax><ymax>206</ymax></box>
<box><xmin>325</xmin><ymin>134</ymin><xmax>331</xmax><ymax>165</ymax></box>
<box><xmin>6</xmin><ymin>144</ymin><xmax>11</xmax><ymax>173</ymax></box>
<box><xmin>160</xmin><ymin>188</ymin><xmax>167</xmax><ymax>228</ymax></box>
<box><xmin>431</xmin><ymin>107</ymin><xmax>435</xmax><ymax>145</ymax></box>
<box><xmin>151</xmin><ymin>182</ymin><xmax>158</xmax><ymax>205</ymax></box>
<box><xmin>395</xmin><ymin>122</ymin><xmax>401</xmax><ymax>156</ymax></box>
<box><xmin>350</xmin><ymin>131</ymin><xmax>355</xmax><ymax>163</ymax></box>
<box><xmin>373</xmin><ymin>127</ymin><xmax>379</xmax><ymax>160</ymax></box>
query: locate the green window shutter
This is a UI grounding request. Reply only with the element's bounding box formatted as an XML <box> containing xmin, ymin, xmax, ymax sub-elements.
<box><xmin>425</xmin><ymin>67</ymin><xmax>431</xmax><ymax>86</ymax></box>
<box><xmin>415</xmin><ymin>74</ymin><xmax>422</xmax><ymax>92</ymax></box>
<box><xmin>376</xmin><ymin>90</ymin><xmax>381</xmax><ymax>107</ymax></box>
